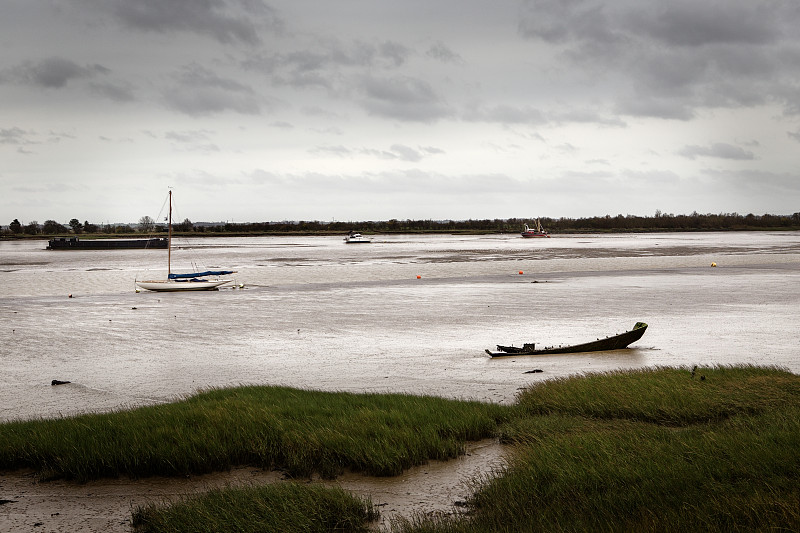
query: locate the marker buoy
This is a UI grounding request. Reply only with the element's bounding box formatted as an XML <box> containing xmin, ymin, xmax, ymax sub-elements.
<box><xmin>711</xmin><ymin>262</ymin><xmax>717</xmax><ymax>267</ymax></box>
<box><xmin>68</xmin><ymin>294</ymin><xmax>73</xmax><ymax>298</ymax></box>
<box><xmin>417</xmin><ymin>275</ymin><xmax>421</xmax><ymax>279</ymax></box>
<box><xmin>518</xmin><ymin>271</ymin><xmax>523</xmax><ymax>275</ymax></box>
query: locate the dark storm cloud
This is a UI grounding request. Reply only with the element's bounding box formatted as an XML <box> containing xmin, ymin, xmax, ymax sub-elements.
<box><xmin>678</xmin><ymin>143</ymin><xmax>756</xmax><ymax>160</ymax></box>
<box><xmin>92</xmin><ymin>0</ymin><xmax>281</xmax><ymax>45</ymax></box>
<box><xmin>4</xmin><ymin>57</ymin><xmax>108</xmax><ymax>89</ymax></box>
<box><xmin>162</xmin><ymin>63</ymin><xmax>261</xmax><ymax>115</ymax></box>
<box><xmin>518</xmin><ymin>0</ymin><xmax>800</xmax><ymax>119</ymax></box>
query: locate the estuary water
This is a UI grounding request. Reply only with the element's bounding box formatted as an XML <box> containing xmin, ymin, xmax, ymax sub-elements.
<box><xmin>1</xmin><ymin>232</ymin><xmax>799</xmax><ymax>422</ymax></box>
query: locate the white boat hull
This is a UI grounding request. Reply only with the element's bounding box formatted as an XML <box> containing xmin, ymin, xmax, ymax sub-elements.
<box><xmin>136</xmin><ymin>279</ymin><xmax>233</xmax><ymax>292</ymax></box>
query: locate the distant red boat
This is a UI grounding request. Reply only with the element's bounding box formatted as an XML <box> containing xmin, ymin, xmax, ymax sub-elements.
<box><xmin>521</xmin><ymin>219</ymin><xmax>550</xmax><ymax>238</ymax></box>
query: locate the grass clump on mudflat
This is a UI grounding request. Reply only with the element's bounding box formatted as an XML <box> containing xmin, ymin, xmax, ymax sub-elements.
<box><xmin>0</xmin><ymin>386</ymin><xmax>509</xmax><ymax>482</ymax></box>
<box><xmin>131</xmin><ymin>482</ymin><xmax>378</xmax><ymax>533</ymax></box>
<box><xmin>392</xmin><ymin>365</ymin><xmax>800</xmax><ymax>533</ymax></box>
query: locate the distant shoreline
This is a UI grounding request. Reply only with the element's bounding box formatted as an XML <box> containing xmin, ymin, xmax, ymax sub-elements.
<box><xmin>3</xmin><ymin>226</ymin><xmax>800</xmax><ymax>241</ymax></box>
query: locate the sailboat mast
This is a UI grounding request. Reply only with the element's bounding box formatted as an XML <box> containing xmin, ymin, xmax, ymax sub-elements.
<box><xmin>167</xmin><ymin>190</ymin><xmax>172</xmax><ymax>277</ymax></box>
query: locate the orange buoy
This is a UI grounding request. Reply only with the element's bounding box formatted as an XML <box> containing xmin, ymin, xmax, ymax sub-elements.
<box><xmin>417</xmin><ymin>275</ymin><xmax>421</xmax><ymax>279</ymax></box>
<box><xmin>518</xmin><ymin>271</ymin><xmax>523</xmax><ymax>275</ymax></box>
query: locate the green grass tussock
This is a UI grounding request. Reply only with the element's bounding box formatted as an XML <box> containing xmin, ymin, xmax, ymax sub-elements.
<box><xmin>131</xmin><ymin>481</ymin><xmax>379</xmax><ymax>533</ymax></box>
<box><xmin>0</xmin><ymin>385</ymin><xmax>509</xmax><ymax>482</ymax></box>
<box><xmin>2</xmin><ymin>365</ymin><xmax>798</xmax><ymax>532</ymax></box>
<box><xmin>513</xmin><ymin>364</ymin><xmax>798</xmax><ymax>425</ymax></box>
<box><xmin>392</xmin><ymin>364</ymin><xmax>800</xmax><ymax>532</ymax></box>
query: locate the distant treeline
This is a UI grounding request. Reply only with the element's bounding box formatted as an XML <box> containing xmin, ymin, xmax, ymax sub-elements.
<box><xmin>4</xmin><ymin>212</ymin><xmax>800</xmax><ymax>237</ymax></box>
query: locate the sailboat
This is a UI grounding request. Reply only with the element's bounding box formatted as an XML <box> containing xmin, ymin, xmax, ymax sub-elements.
<box><xmin>135</xmin><ymin>191</ymin><xmax>236</xmax><ymax>292</ymax></box>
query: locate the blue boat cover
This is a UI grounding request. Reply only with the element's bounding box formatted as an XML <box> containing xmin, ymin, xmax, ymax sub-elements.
<box><xmin>168</xmin><ymin>270</ymin><xmax>235</xmax><ymax>279</ymax></box>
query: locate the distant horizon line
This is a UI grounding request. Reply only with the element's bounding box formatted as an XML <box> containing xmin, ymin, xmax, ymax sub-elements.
<box><xmin>4</xmin><ymin>211</ymin><xmax>799</xmax><ymax>230</ymax></box>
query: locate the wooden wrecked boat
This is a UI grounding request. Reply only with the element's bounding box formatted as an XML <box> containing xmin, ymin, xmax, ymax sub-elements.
<box><xmin>486</xmin><ymin>322</ymin><xmax>647</xmax><ymax>357</ymax></box>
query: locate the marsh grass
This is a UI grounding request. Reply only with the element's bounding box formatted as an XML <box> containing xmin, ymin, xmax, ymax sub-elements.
<box><xmin>2</xmin><ymin>365</ymin><xmax>798</xmax><ymax>532</ymax></box>
<box><xmin>392</xmin><ymin>365</ymin><xmax>800</xmax><ymax>532</ymax></box>
<box><xmin>131</xmin><ymin>482</ymin><xmax>379</xmax><ymax>533</ymax></box>
<box><xmin>0</xmin><ymin>386</ymin><xmax>509</xmax><ymax>481</ymax></box>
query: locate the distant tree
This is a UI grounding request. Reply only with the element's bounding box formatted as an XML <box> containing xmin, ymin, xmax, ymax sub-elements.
<box><xmin>24</xmin><ymin>221</ymin><xmax>40</xmax><ymax>235</ymax></box>
<box><xmin>138</xmin><ymin>216</ymin><xmax>155</xmax><ymax>233</ymax></box>
<box><xmin>69</xmin><ymin>218</ymin><xmax>83</xmax><ymax>234</ymax></box>
<box><xmin>83</xmin><ymin>220</ymin><xmax>98</xmax><ymax>233</ymax></box>
<box><xmin>9</xmin><ymin>219</ymin><xmax>22</xmax><ymax>234</ymax></box>
<box><xmin>174</xmin><ymin>218</ymin><xmax>193</xmax><ymax>232</ymax></box>
<box><xmin>43</xmin><ymin>220</ymin><xmax>67</xmax><ymax>234</ymax></box>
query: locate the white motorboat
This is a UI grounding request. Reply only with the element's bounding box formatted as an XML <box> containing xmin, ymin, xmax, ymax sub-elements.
<box><xmin>344</xmin><ymin>231</ymin><xmax>372</xmax><ymax>243</ymax></box>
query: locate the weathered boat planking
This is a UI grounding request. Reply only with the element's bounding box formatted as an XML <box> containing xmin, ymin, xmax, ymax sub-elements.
<box><xmin>486</xmin><ymin>322</ymin><xmax>648</xmax><ymax>357</ymax></box>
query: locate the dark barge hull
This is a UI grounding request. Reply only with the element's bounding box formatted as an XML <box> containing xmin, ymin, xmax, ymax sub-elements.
<box><xmin>47</xmin><ymin>237</ymin><xmax>168</xmax><ymax>250</ymax></box>
<box><xmin>486</xmin><ymin>322</ymin><xmax>647</xmax><ymax>357</ymax></box>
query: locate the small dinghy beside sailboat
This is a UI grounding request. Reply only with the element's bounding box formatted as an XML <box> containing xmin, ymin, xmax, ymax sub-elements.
<box><xmin>135</xmin><ymin>191</ymin><xmax>236</xmax><ymax>292</ymax></box>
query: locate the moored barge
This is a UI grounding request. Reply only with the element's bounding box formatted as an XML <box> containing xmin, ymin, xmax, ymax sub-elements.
<box><xmin>47</xmin><ymin>237</ymin><xmax>168</xmax><ymax>250</ymax></box>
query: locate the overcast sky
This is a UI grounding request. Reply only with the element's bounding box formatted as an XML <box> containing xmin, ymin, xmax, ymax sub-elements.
<box><xmin>2</xmin><ymin>0</ymin><xmax>799</xmax><ymax>224</ymax></box>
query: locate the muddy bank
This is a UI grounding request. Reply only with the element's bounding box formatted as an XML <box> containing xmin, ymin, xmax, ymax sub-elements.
<box><xmin>0</xmin><ymin>440</ymin><xmax>507</xmax><ymax>532</ymax></box>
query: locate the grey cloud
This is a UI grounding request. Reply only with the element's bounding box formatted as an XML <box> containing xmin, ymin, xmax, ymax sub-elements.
<box><xmin>789</xmin><ymin>129</ymin><xmax>800</xmax><ymax>142</ymax></box>
<box><xmin>628</xmin><ymin>2</ymin><xmax>778</xmax><ymax>47</ymax></box>
<box><xmin>551</xmin><ymin>109</ymin><xmax>626</xmax><ymax>127</ymax></box>
<box><xmin>704</xmin><ymin>168</ymin><xmax>800</xmax><ymax>194</ymax></box>
<box><xmin>0</xmin><ymin>127</ymin><xmax>37</xmax><ymax>145</ymax></box>
<box><xmin>245</xmin><ymin>168</ymin><xmax>521</xmax><ymax>197</ymax></box>
<box><xmin>378</xmin><ymin>41</ymin><xmax>410</xmax><ymax>67</ymax></box>
<box><xmin>518</xmin><ymin>0</ymin><xmax>800</xmax><ymax>118</ymax></box>
<box><xmin>360</xmin><ymin>76</ymin><xmax>451</xmax><ymax>122</ymax></box>
<box><xmin>615</xmin><ymin>98</ymin><xmax>695</xmax><ymax>121</ymax></box>
<box><xmin>358</xmin><ymin>144</ymin><xmax>434</xmax><ymax>162</ymax></box>
<box><xmin>310</xmin><ymin>145</ymin><xmax>351</xmax><ymax>157</ymax></box>
<box><xmin>463</xmin><ymin>104</ymin><xmax>546</xmax><ymax>125</ymax></box>
<box><xmin>387</xmin><ymin>145</ymin><xmax>421</xmax><ymax>162</ymax></box>
<box><xmin>426</xmin><ymin>42</ymin><xmax>463</xmax><ymax>64</ymax></box>
<box><xmin>312</xmin><ymin>144</ymin><xmax>442</xmax><ymax>162</ymax></box>
<box><xmin>463</xmin><ymin>104</ymin><xmax>624</xmax><ymax>127</ymax></box>
<box><xmin>89</xmin><ymin>81</ymin><xmax>136</xmax><ymax>102</ymax></box>
<box><xmin>6</xmin><ymin>57</ymin><xmax>107</xmax><ymax>88</ymax></box>
<box><xmin>96</xmin><ymin>0</ymin><xmax>280</xmax><ymax>45</ymax></box>
<box><xmin>164</xmin><ymin>130</ymin><xmax>214</xmax><ymax>143</ymax></box>
<box><xmin>243</xmin><ymin>39</ymin><xmax>411</xmax><ymax>91</ymax></box>
<box><xmin>678</xmin><ymin>143</ymin><xmax>756</xmax><ymax>160</ymax></box>
<box><xmin>163</xmin><ymin>63</ymin><xmax>261</xmax><ymax>115</ymax></box>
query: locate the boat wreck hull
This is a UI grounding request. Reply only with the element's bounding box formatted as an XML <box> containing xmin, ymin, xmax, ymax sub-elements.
<box><xmin>486</xmin><ymin>322</ymin><xmax>647</xmax><ymax>357</ymax></box>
